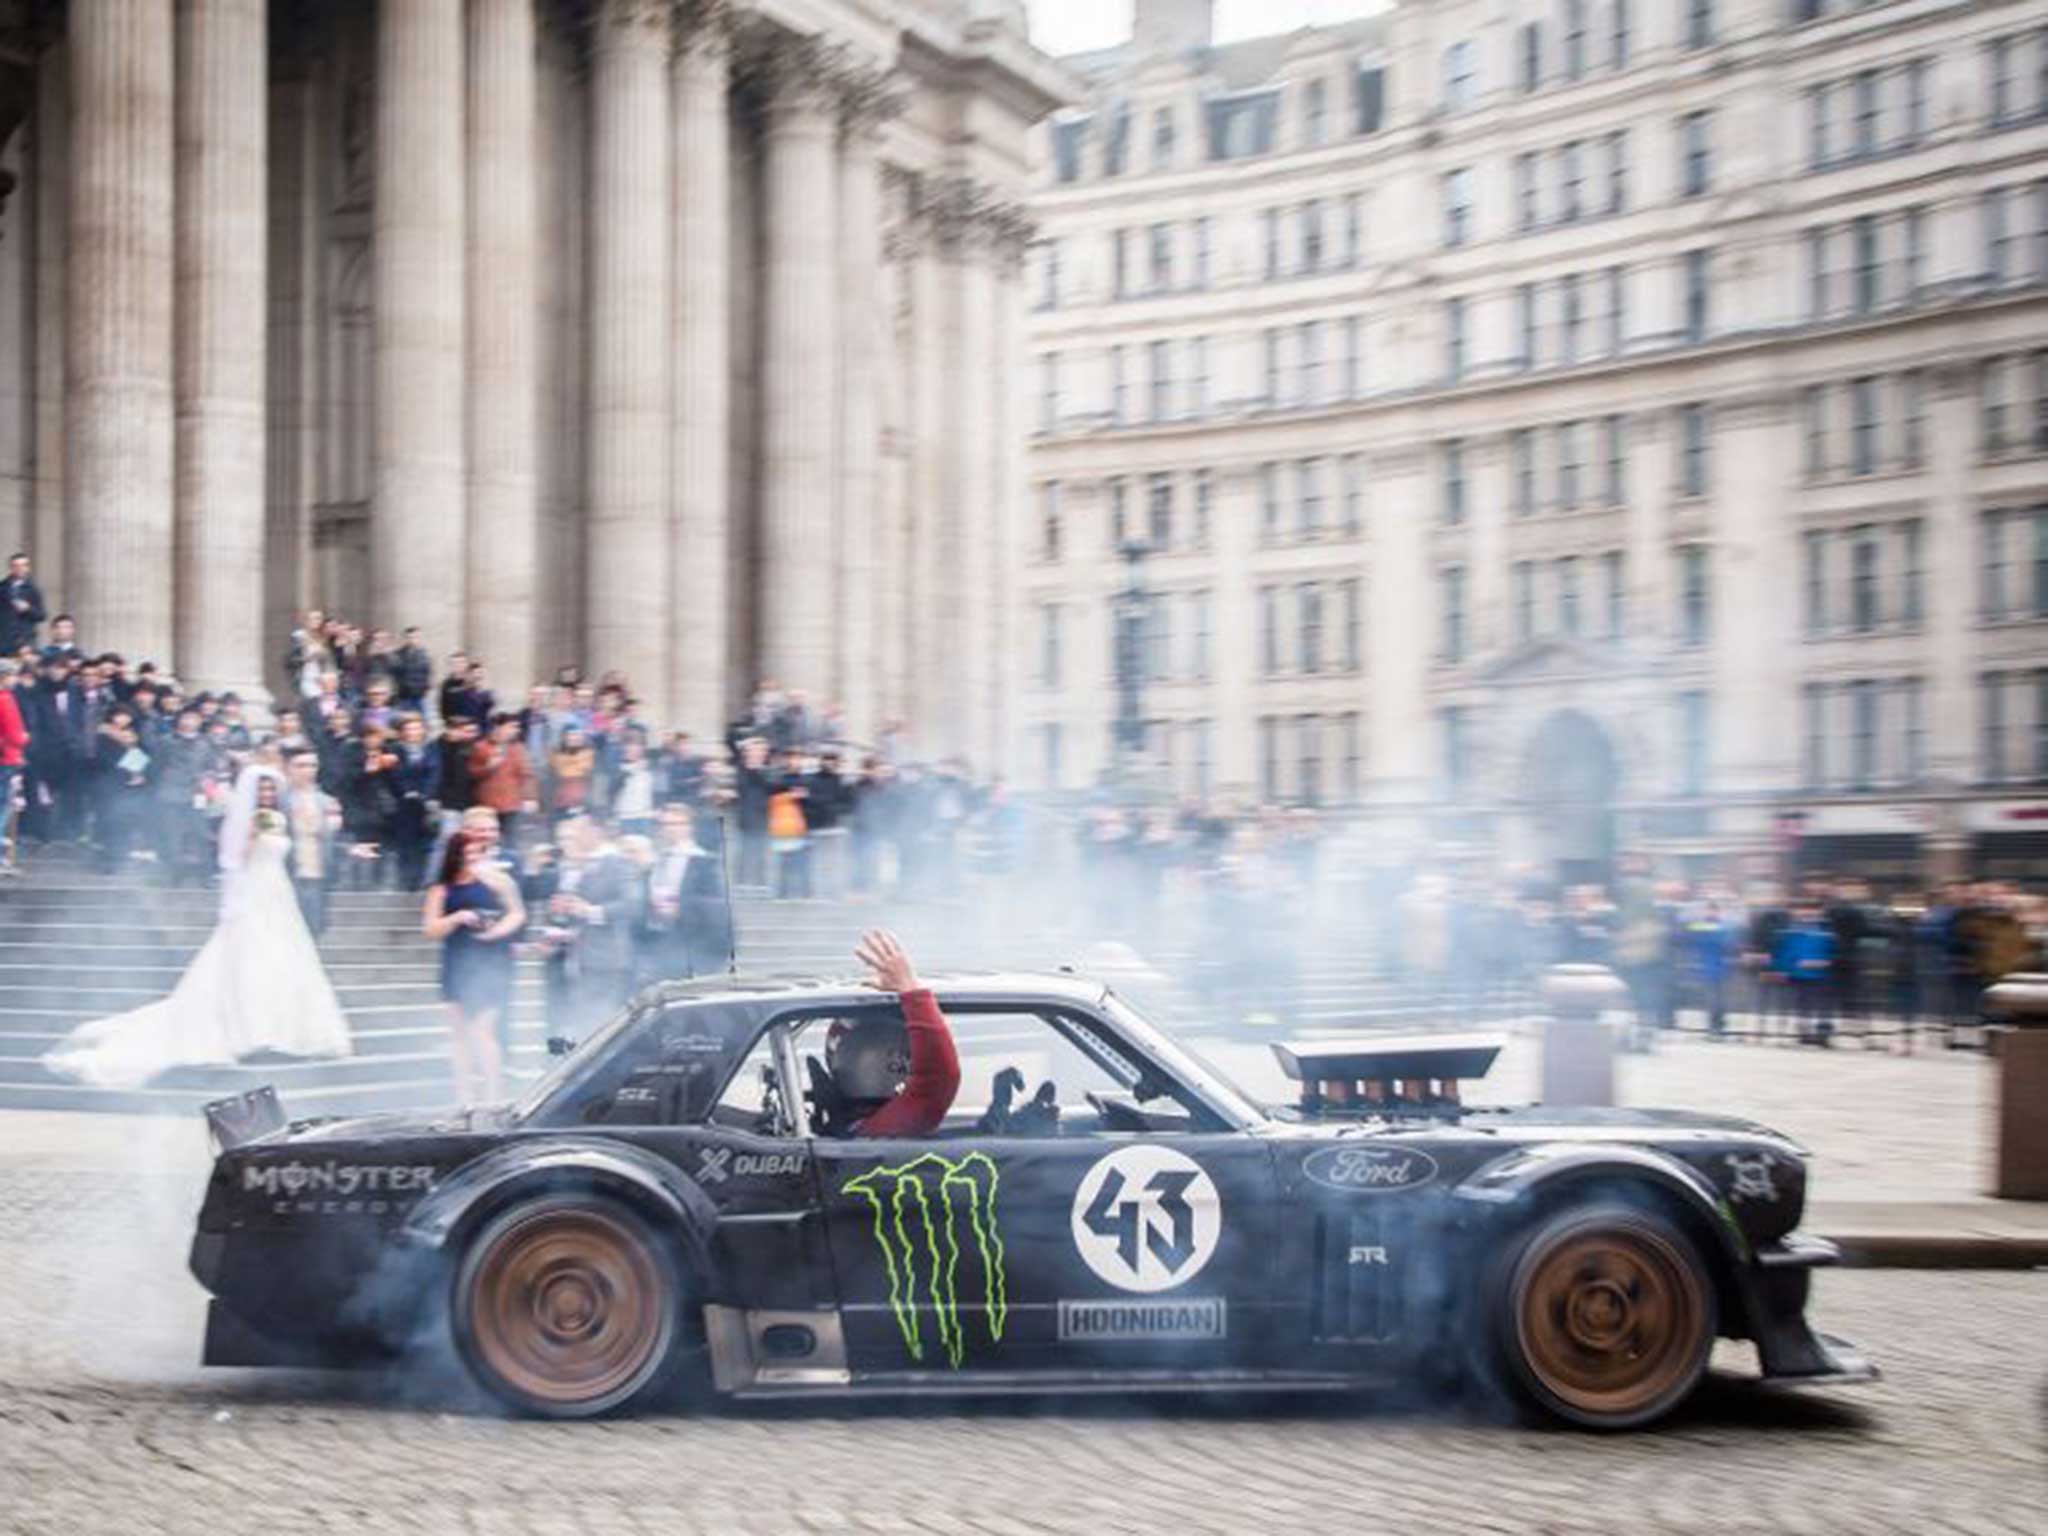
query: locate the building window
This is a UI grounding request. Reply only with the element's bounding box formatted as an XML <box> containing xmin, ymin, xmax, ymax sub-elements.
<box><xmin>1340</xmin><ymin>579</ymin><xmax>1361</xmax><ymax>671</ymax></box>
<box><xmin>1443</xmin><ymin>41</ymin><xmax>1477</xmax><ymax>113</ymax></box>
<box><xmin>1041</xmin><ymin>482</ymin><xmax>1061</xmax><ymax>563</ymax></box>
<box><xmin>1192</xmin><ymin>718</ymin><xmax>1212</xmax><ymax>797</ymax></box>
<box><xmin>1556</xmin><ymin>420</ymin><xmax>1584</xmax><ymax>510</ymax></box>
<box><xmin>1851</xmin><ymin>526</ymin><xmax>1880</xmax><ymax>631</ymax></box>
<box><xmin>1901</xmin><ymin>518</ymin><xmax>1924</xmax><ymax>626</ymax></box>
<box><xmin>1605</xmin><ymin>265</ymin><xmax>1627</xmax><ymax>355</ymax></box>
<box><xmin>1675</xmin><ymin>691</ymin><xmax>1709</xmax><ymax>796</ymax></box>
<box><xmin>1108</xmin><ymin>345</ymin><xmax>1125</xmax><ymax>424</ymax></box>
<box><xmin>1558</xmin><ymin>555</ymin><xmax>1582</xmax><ymax>637</ymax></box>
<box><xmin>1850</xmin><ymin>679</ymin><xmax>1878</xmax><ymax>790</ymax></box>
<box><xmin>2036</xmin><ymin>507</ymin><xmax>2048</xmax><ymax>616</ymax></box>
<box><xmin>1852</xmin><ymin>215</ymin><xmax>1879</xmax><ymax>314</ymax></box>
<box><xmin>1304</xmin><ymin>78</ymin><xmax>1328</xmax><ymax>148</ymax></box>
<box><xmin>1258</xmin><ymin>588</ymin><xmax>1279</xmax><ymax>675</ymax></box>
<box><xmin>1985</xmin><ymin>188</ymin><xmax>2015</xmax><ymax>283</ymax></box>
<box><xmin>1189</xmin><ymin>335</ymin><xmax>1209</xmax><ymax>418</ymax></box>
<box><xmin>1148</xmin><ymin>223</ymin><xmax>1173</xmax><ymax>292</ymax></box>
<box><xmin>1802</xmin><ymin>683</ymin><xmax>1826</xmax><ymax>789</ymax></box>
<box><xmin>1515</xmin><ymin>153</ymin><xmax>1539</xmax><ymax>232</ymax></box>
<box><xmin>1605</xmin><ymin>130</ymin><xmax>1629</xmax><ymax>215</ymax></box>
<box><xmin>1259</xmin><ymin>463</ymin><xmax>1280</xmax><ymax>543</ymax></box>
<box><xmin>1297</xmin><ymin>458</ymin><xmax>1325</xmax><ymax>536</ymax></box>
<box><xmin>1148</xmin><ymin>341</ymin><xmax>1170</xmax><ymax>422</ymax></box>
<box><xmin>1560</xmin><ymin>274</ymin><xmax>1583</xmax><ymax>365</ymax></box>
<box><xmin>1341</xmin><ymin>317</ymin><xmax>1362</xmax><ymax>399</ymax></box>
<box><xmin>1612</xmin><ymin>0</ymin><xmax>1631</xmax><ymax>68</ymax></box>
<box><xmin>1803</xmin><ymin>530</ymin><xmax>1828</xmax><ymax>636</ymax></box>
<box><xmin>2038</xmin><ymin>670</ymin><xmax>2048</xmax><ymax>780</ymax></box>
<box><xmin>1603</xmin><ymin>414</ymin><xmax>1626</xmax><ymax>506</ymax></box>
<box><xmin>1805</xmin><ymin>227</ymin><xmax>1829</xmax><ymax>319</ymax></box>
<box><xmin>1193</xmin><ymin>216</ymin><xmax>1211</xmax><ymax>289</ymax></box>
<box><xmin>1341</xmin><ymin>455</ymin><xmax>1365</xmax><ymax>535</ymax></box>
<box><xmin>1560</xmin><ymin>141</ymin><xmax>1585</xmax><ymax>223</ymax></box>
<box><xmin>1442</xmin><ymin>440</ymin><xmax>1467</xmax><ymax>525</ymax></box>
<box><xmin>1684</xmin><ymin>0</ymin><xmax>1713</xmax><ymax>52</ymax></box>
<box><xmin>1682</xmin><ymin>248</ymin><xmax>1711</xmax><ymax>343</ymax></box>
<box><xmin>1052</xmin><ymin>119</ymin><xmax>1087</xmax><ymax>184</ymax></box>
<box><xmin>1808</xmin><ymin>84</ymin><xmax>1831</xmax><ymax>170</ymax></box>
<box><xmin>1802</xmin><ymin>385</ymin><xmax>1827</xmax><ymax>479</ymax></box>
<box><xmin>1442</xmin><ymin>169</ymin><xmax>1473</xmax><ymax>248</ymax></box>
<box><xmin>1907</xmin><ymin>57</ymin><xmax>1930</xmax><ymax>144</ymax></box>
<box><xmin>1678</xmin><ymin>110</ymin><xmax>1712</xmax><ymax>198</ymax></box>
<box><xmin>1259</xmin><ymin>716</ymin><xmax>1278</xmax><ymax>802</ymax></box>
<box><xmin>1297</xmin><ymin>715</ymin><xmax>1323</xmax><ymax>807</ymax></box>
<box><xmin>1342</xmin><ymin>194</ymin><xmax>1363</xmax><ymax>267</ymax></box>
<box><xmin>1901</xmin><ymin>369</ymin><xmax>1926</xmax><ymax>467</ymax></box>
<box><xmin>1564</xmin><ymin>0</ymin><xmax>1588</xmax><ymax>79</ymax></box>
<box><xmin>1036</xmin><ymin>240</ymin><xmax>1060</xmax><ymax>311</ymax></box>
<box><xmin>1262</xmin><ymin>208</ymin><xmax>1280</xmax><ymax>280</ymax></box>
<box><xmin>1903</xmin><ymin>677</ymin><xmax>1926</xmax><ymax>783</ymax></box>
<box><xmin>1037</xmin><ymin>603</ymin><xmax>1061</xmax><ymax>687</ymax></box>
<box><xmin>1298</xmin><ymin>321</ymin><xmax>1323</xmax><ymax>406</ymax></box>
<box><xmin>1038</xmin><ymin>353</ymin><xmax>1060</xmax><ymax>434</ymax></box>
<box><xmin>1103</xmin><ymin>106</ymin><xmax>1131</xmax><ymax>176</ymax></box>
<box><xmin>1108</xmin><ymin>477</ymin><xmax>1128</xmax><ymax>548</ymax></box>
<box><xmin>1039</xmin><ymin>723</ymin><xmax>1061</xmax><ymax>788</ymax></box>
<box><xmin>1903</xmin><ymin>205</ymin><xmax>1926</xmax><ymax>299</ymax></box>
<box><xmin>1339</xmin><ymin>713</ymin><xmax>1361</xmax><ymax>804</ymax></box>
<box><xmin>1298</xmin><ymin>583</ymin><xmax>1324</xmax><ymax>673</ymax></box>
<box><xmin>1445</xmin><ymin>297</ymin><xmax>1467</xmax><ymax>382</ymax></box>
<box><xmin>1354</xmin><ymin>64</ymin><xmax>1386</xmax><ymax>136</ymax></box>
<box><xmin>2035</xmin><ymin>350</ymin><xmax>2048</xmax><ymax>450</ymax></box>
<box><xmin>1514</xmin><ymin>560</ymin><xmax>1536</xmax><ymax>642</ymax></box>
<box><xmin>1849</xmin><ymin>377</ymin><xmax>1878</xmax><ymax>475</ymax></box>
<box><xmin>1679</xmin><ymin>544</ymin><xmax>1710</xmax><ymax>647</ymax></box>
<box><xmin>1193</xmin><ymin>469</ymin><xmax>1212</xmax><ymax>548</ymax></box>
<box><xmin>1441</xmin><ymin>707</ymin><xmax>1469</xmax><ymax>797</ymax></box>
<box><xmin>1519</xmin><ymin>22</ymin><xmax>1543</xmax><ymax>93</ymax></box>
<box><xmin>1263</xmin><ymin>328</ymin><xmax>1281</xmax><ymax>404</ymax></box>
<box><xmin>1983</xmin><ymin>672</ymin><xmax>2008</xmax><ymax>782</ymax></box>
<box><xmin>1441</xmin><ymin>566</ymin><xmax>1467</xmax><ymax>663</ymax></box>
<box><xmin>1982</xmin><ymin>357</ymin><xmax>2009</xmax><ymax>454</ymax></box>
<box><xmin>1853</xmin><ymin>69</ymin><xmax>1879</xmax><ymax>158</ymax></box>
<box><xmin>1603</xmin><ymin>550</ymin><xmax>1626</xmax><ymax>638</ymax></box>
<box><xmin>1515</xmin><ymin>283</ymin><xmax>1537</xmax><ymax>369</ymax></box>
<box><xmin>1982</xmin><ymin>510</ymin><xmax>2007</xmax><ymax>620</ymax></box>
<box><xmin>1301</xmin><ymin>199</ymin><xmax>1325</xmax><ymax>273</ymax></box>
<box><xmin>1511</xmin><ymin>428</ymin><xmax>1537</xmax><ymax>516</ymax></box>
<box><xmin>1146</xmin><ymin>472</ymin><xmax>1173</xmax><ymax>548</ymax></box>
<box><xmin>1152</xmin><ymin>105</ymin><xmax>1175</xmax><ymax>171</ymax></box>
<box><xmin>1989</xmin><ymin>36</ymin><xmax>2014</xmax><ymax>127</ymax></box>
<box><xmin>1677</xmin><ymin>403</ymin><xmax>1710</xmax><ymax>498</ymax></box>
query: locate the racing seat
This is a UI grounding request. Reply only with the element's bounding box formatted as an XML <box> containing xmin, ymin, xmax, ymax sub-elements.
<box><xmin>805</xmin><ymin>1055</ymin><xmax>861</xmax><ymax>1138</ymax></box>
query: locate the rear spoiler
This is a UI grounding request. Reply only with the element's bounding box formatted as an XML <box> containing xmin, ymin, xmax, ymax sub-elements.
<box><xmin>205</xmin><ymin>1086</ymin><xmax>285</xmax><ymax>1152</ymax></box>
<box><xmin>1273</xmin><ymin>1032</ymin><xmax>1505</xmax><ymax>1117</ymax></box>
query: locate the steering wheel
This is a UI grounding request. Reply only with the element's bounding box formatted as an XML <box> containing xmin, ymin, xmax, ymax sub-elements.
<box><xmin>1085</xmin><ymin>1090</ymin><xmax>1154</xmax><ymax>1134</ymax></box>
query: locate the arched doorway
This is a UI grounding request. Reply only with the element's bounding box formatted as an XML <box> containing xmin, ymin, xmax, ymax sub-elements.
<box><xmin>1522</xmin><ymin>710</ymin><xmax>1620</xmax><ymax>888</ymax></box>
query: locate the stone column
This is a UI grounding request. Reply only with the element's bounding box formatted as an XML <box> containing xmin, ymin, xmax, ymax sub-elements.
<box><xmin>935</xmin><ymin>179</ymin><xmax>994</xmax><ymax>766</ymax></box>
<box><xmin>669</xmin><ymin>3</ymin><xmax>730</xmax><ymax>736</ymax></box>
<box><xmin>465</xmin><ymin>0</ymin><xmax>538</xmax><ymax>688</ymax></box>
<box><xmin>988</xmin><ymin>218</ymin><xmax>1028</xmax><ymax>774</ymax></box>
<box><xmin>174</xmin><ymin>0</ymin><xmax>267</xmax><ymax>698</ymax></box>
<box><xmin>834</xmin><ymin>83</ymin><xmax>891</xmax><ymax>740</ymax></box>
<box><xmin>66</xmin><ymin>0</ymin><xmax>175</xmax><ymax>661</ymax></box>
<box><xmin>585</xmin><ymin>0</ymin><xmax>672</xmax><ymax>720</ymax></box>
<box><xmin>30</xmin><ymin>40</ymin><xmax>66</xmax><ymax>603</ymax></box>
<box><xmin>373</xmin><ymin>0</ymin><xmax>465</xmax><ymax>648</ymax></box>
<box><xmin>756</xmin><ymin>42</ymin><xmax>839</xmax><ymax>693</ymax></box>
<box><xmin>905</xmin><ymin>191</ymin><xmax>944</xmax><ymax>746</ymax></box>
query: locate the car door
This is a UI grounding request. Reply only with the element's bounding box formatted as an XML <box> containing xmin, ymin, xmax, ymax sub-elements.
<box><xmin>802</xmin><ymin>1002</ymin><xmax>1282</xmax><ymax>1377</ymax></box>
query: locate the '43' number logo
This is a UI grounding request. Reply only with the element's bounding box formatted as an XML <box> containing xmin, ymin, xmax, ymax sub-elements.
<box><xmin>1070</xmin><ymin>1146</ymin><xmax>1222</xmax><ymax>1294</ymax></box>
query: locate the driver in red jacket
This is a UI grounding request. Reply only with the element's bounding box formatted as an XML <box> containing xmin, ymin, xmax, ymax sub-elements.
<box><xmin>829</xmin><ymin>930</ymin><xmax>961</xmax><ymax>1138</ymax></box>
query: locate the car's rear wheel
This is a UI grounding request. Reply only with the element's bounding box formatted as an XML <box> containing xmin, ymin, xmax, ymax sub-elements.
<box><xmin>453</xmin><ymin>1193</ymin><xmax>684</xmax><ymax>1418</ymax></box>
<box><xmin>1492</xmin><ymin>1201</ymin><xmax>1716</xmax><ymax>1430</ymax></box>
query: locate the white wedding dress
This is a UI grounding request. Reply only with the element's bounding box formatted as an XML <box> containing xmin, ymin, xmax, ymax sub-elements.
<box><xmin>46</xmin><ymin>818</ymin><xmax>354</xmax><ymax>1090</ymax></box>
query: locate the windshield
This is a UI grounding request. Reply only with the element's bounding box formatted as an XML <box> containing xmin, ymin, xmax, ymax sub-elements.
<box><xmin>1099</xmin><ymin>989</ymin><xmax>1265</xmax><ymax>1127</ymax></box>
<box><xmin>510</xmin><ymin>999</ymin><xmax>651</xmax><ymax>1124</ymax></box>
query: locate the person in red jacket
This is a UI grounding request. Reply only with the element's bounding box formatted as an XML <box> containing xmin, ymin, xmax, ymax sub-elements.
<box><xmin>827</xmin><ymin>929</ymin><xmax>960</xmax><ymax>1138</ymax></box>
<box><xmin>0</xmin><ymin>659</ymin><xmax>29</xmax><ymax>875</ymax></box>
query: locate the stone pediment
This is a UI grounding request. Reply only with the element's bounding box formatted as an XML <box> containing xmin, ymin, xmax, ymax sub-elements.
<box><xmin>1475</xmin><ymin>636</ymin><xmax>1646</xmax><ymax>688</ymax></box>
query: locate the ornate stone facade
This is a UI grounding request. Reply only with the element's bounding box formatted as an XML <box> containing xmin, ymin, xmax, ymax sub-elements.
<box><xmin>0</xmin><ymin>0</ymin><xmax>1069</xmax><ymax>748</ymax></box>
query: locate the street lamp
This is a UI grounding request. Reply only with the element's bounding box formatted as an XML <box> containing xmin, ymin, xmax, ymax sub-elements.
<box><xmin>1110</xmin><ymin>539</ymin><xmax>1150</xmax><ymax>784</ymax></box>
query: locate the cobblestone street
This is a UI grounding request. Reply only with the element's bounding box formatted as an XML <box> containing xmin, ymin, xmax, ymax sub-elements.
<box><xmin>0</xmin><ymin>1114</ymin><xmax>2042</xmax><ymax>1536</ymax></box>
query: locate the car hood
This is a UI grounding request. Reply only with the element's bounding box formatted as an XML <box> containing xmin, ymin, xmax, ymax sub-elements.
<box><xmin>1267</xmin><ymin>1103</ymin><xmax>1801</xmax><ymax>1151</ymax></box>
<box><xmin>274</xmin><ymin>1104</ymin><xmax>489</xmax><ymax>1144</ymax></box>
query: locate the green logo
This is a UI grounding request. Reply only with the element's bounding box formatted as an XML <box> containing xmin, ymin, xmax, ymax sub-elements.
<box><xmin>840</xmin><ymin>1151</ymin><xmax>1009</xmax><ymax>1369</ymax></box>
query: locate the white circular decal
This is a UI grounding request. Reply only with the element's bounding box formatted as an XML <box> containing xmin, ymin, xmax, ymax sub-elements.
<box><xmin>1070</xmin><ymin>1146</ymin><xmax>1221</xmax><ymax>1294</ymax></box>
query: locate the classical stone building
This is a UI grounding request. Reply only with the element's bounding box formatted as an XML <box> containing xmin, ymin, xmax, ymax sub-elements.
<box><xmin>1022</xmin><ymin>0</ymin><xmax>2048</xmax><ymax>885</ymax></box>
<box><xmin>0</xmin><ymin>0</ymin><xmax>1065</xmax><ymax>753</ymax></box>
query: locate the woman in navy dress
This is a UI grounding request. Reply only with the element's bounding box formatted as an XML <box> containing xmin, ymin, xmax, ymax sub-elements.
<box><xmin>423</xmin><ymin>828</ymin><xmax>525</xmax><ymax>1102</ymax></box>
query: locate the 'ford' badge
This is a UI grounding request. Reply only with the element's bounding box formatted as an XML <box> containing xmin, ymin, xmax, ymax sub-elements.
<box><xmin>1302</xmin><ymin>1145</ymin><xmax>1439</xmax><ymax>1194</ymax></box>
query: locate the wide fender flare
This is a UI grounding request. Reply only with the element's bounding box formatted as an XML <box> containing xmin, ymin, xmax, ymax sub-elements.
<box><xmin>401</xmin><ymin>1138</ymin><xmax>719</xmax><ymax>1284</ymax></box>
<box><xmin>1452</xmin><ymin>1142</ymin><xmax>1758</xmax><ymax>1327</ymax></box>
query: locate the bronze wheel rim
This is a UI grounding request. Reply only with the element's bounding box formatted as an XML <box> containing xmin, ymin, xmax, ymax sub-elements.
<box><xmin>1515</xmin><ymin>1225</ymin><xmax>1706</xmax><ymax>1421</ymax></box>
<box><xmin>469</xmin><ymin>1209</ymin><xmax>666</xmax><ymax>1409</ymax></box>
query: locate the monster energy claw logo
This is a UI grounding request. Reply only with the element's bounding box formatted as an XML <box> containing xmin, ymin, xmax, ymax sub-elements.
<box><xmin>841</xmin><ymin>1152</ymin><xmax>1009</xmax><ymax>1369</ymax></box>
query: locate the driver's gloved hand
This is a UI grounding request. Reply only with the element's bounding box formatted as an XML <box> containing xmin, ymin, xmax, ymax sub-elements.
<box><xmin>975</xmin><ymin>1066</ymin><xmax>1025</xmax><ymax>1134</ymax></box>
<box><xmin>1007</xmin><ymin>1080</ymin><xmax>1061</xmax><ymax>1136</ymax></box>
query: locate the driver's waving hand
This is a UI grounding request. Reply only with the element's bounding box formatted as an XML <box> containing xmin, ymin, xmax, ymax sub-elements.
<box><xmin>832</xmin><ymin>930</ymin><xmax>961</xmax><ymax>1138</ymax></box>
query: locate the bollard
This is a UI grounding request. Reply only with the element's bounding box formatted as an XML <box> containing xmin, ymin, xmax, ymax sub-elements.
<box><xmin>1981</xmin><ymin>973</ymin><xmax>2048</xmax><ymax>1201</ymax></box>
<box><xmin>1539</xmin><ymin>964</ymin><xmax>1629</xmax><ymax>1108</ymax></box>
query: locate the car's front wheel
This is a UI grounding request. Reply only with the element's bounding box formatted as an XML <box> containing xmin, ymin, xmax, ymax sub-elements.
<box><xmin>452</xmin><ymin>1192</ymin><xmax>685</xmax><ymax>1418</ymax></box>
<box><xmin>1491</xmin><ymin>1201</ymin><xmax>1717</xmax><ymax>1430</ymax></box>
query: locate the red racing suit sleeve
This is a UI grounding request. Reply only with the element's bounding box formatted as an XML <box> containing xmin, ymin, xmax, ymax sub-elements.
<box><xmin>853</xmin><ymin>988</ymin><xmax>961</xmax><ymax>1138</ymax></box>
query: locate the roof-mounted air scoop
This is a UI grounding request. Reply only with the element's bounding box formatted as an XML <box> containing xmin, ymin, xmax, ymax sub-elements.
<box><xmin>1272</xmin><ymin>1032</ymin><xmax>1505</xmax><ymax>1119</ymax></box>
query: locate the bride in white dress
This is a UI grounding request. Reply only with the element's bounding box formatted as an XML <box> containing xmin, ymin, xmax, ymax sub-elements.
<box><xmin>45</xmin><ymin>765</ymin><xmax>355</xmax><ymax>1089</ymax></box>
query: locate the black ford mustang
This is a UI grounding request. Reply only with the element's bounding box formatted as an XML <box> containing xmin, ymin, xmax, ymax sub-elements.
<box><xmin>191</xmin><ymin>973</ymin><xmax>1872</xmax><ymax>1428</ymax></box>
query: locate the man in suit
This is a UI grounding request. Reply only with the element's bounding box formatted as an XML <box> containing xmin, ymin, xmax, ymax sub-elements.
<box><xmin>636</xmin><ymin>802</ymin><xmax>730</xmax><ymax>984</ymax></box>
<box><xmin>0</xmin><ymin>555</ymin><xmax>47</xmax><ymax>657</ymax></box>
<box><xmin>24</xmin><ymin>654</ymin><xmax>84</xmax><ymax>843</ymax></box>
<box><xmin>280</xmin><ymin>746</ymin><xmax>341</xmax><ymax>938</ymax></box>
<box><xmin>534</xmin><ymin>814</ymin><xmax>641</xmax><ymax>1033</ymax></box>
<box><xmin>392</xmin><ymin>626</ymin><xmax>433</xmax><ymax>710</ymax></box>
